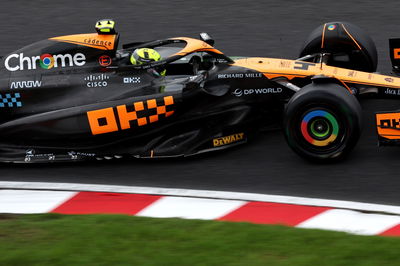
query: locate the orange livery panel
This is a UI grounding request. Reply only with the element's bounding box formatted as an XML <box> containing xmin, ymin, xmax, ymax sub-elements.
<box><xmin>232</xmin><ymin>58</ymin><xmax>400</xmax><ymax>90</ymax></box>
<box><xmin>376</xmin><ymin>112</ymin><xmax>400</xmax><ymax>139</ymax></box>
<box><xmin>87</xmin><ymin>96</ymin><xmax>175</xmax><ymax>135</ymax></box>
<box><xmin>50</xmin><ymin>33</ymin><xmax>117</xmax><ymax>50</ymax></box>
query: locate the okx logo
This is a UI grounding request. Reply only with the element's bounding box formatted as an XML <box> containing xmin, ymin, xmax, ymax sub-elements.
<box><xmin>5</xmin><ymin>53</ymin><xmax>86</xmax><ymax>71</ymax></box>
<box><xmin>87</xmin><ymin>96</ymin><xmax>175</xmax><ymax>135</ymax></box>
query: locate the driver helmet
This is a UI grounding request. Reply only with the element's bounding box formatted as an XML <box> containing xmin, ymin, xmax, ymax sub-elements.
<box><xmin>130</xmin><ymin>48</ymin><xmax>166</xmax><ymax>76</ymax></box>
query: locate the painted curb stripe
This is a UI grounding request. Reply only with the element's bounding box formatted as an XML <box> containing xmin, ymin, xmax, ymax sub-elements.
<box><xmin>0</xmin><ymin>185</ymin><xmax>399</xmax><ymax>237</ymax></box>
<box><xmin>380</xmin><ymin>224</ymin><xmax>400</xmax><ymax>237</ymax></box>
<box><xmin>0</xmin><ymin>190</ymin><xmax>77</xmax><ymax>214</ymax></box>
<box><xmin>296</xmin><ymin>209</ymin><xmax>400</xmax><ymax>235</ymax></box>
<box><xmin>218</xmin><ymin>202</ymin><xmax>332</xmax><ymax>226</ymax></box>
<box><xmin>1</xmin><ymin>181</ymin><xmax>400</xmax><ymax>215</ymax></box>
<box><xmin>51</xmin><ymin>192</ymin><xmax>162</xmax><ymax>215</ymax></box>
<box><xmin>137</xmin><ymin>196</ymin><xmax>246</xmax><ymax>220</ymax></box>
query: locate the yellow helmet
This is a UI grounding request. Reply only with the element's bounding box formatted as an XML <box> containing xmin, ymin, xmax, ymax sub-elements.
<box><xmin>130</xmin><ymin>48</ymin><xmax>162</xmax><ymax>65</ymax></box>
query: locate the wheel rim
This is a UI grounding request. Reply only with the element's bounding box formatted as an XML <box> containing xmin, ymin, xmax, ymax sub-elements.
<box><xmin>300</xmin><ymin>110</ymin><xmax>339</xmax><ymax>147</ymax></box>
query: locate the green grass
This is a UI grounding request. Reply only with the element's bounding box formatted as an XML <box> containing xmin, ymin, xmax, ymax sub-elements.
<box><xmin>0</xmin><ymin>214</ymin><xmax>399</xmax><ymax>266</ymax></box>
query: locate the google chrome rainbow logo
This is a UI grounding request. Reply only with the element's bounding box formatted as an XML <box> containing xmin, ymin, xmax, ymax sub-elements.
<box><xmin>40</xmin><ymin>54</ymin><xmax>55</xmax><ymax>69</ymax></box>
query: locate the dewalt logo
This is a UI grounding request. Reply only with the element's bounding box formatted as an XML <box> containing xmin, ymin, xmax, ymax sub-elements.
<box><xmin>213</xmin><ymin>133</ymin><xmax>245</xmax><ymax>147</ymax></box>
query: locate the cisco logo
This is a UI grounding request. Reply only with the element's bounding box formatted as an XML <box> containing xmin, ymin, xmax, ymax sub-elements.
<box><xmin>84</xmin><ymin>74</ymin><xmax>110</xmax><ymax>88</ymax></box>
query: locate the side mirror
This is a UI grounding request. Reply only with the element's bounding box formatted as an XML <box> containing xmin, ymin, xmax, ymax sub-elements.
<box><xmin>199</xmin><ymin>32</ymin><xmax>215</xmax><ymax>46</ymax></box>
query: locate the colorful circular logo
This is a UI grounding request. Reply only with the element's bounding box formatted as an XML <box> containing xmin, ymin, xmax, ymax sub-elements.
<box><xmin>40</xmin><ymin>54</ymin><xmax>54</xmax><ymax>69</ymax></box>
<box><xmin>300</xmin><ymin>110</ymin><xmax>339</xmax><ymax>147</ymax></box>
<box><xmin>327</xmin><ymin>24</ymin><xmax>336</xmax><ymax>31</ymax></box>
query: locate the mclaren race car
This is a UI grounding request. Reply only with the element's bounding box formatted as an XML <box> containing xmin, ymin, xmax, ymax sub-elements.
<box><xmin>0</xmin><ymin>19</ymin><xmax>398</xmax><ymax>163</ymax></box>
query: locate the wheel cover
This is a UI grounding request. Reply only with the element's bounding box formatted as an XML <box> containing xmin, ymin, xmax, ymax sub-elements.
<box><xmin>300</xmin><ymin>110</ymin><xmax>339</xmax><ymax>147</ymax></box>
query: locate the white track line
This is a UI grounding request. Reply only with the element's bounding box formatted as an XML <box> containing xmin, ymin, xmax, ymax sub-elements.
<box><xmin>1</xmin><ymin>181</ymin><xmax>400</xmax><ymax>215</ymax></box>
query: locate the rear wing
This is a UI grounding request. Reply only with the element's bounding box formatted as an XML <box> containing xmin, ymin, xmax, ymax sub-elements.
<box><xmin>389</xmin><ymin>38</ymin><xmax>400</xmax><ymax>73</ymax></box>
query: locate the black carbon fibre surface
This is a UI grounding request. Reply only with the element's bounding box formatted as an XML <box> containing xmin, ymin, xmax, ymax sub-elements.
<box><xmin>0</xmin><ymin>0</ymin><xmax>400</xmax><ymax>205</ymax></box>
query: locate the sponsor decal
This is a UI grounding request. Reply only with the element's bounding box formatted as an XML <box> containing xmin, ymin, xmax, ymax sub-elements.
<box><xmin>84</xmin><ymin>74</ymin><xmax>110</xmax><ymax>88</ymax></box>
<box><xmin>280</xmin><ymin>60</ymin><xmax>291</xmax><ymax>68</ymax></box>
<box><xmin>0</xmin><ymin>93</ymin><xmax>22</xmax><ymax>107</ymax></box>
<box><xmin>294</xmin><ymin>61</ymin><xmax>316</xmax><ymax>70</ymax></box>
<box><xmin>378</xmin><ymin>118</ymin><xmax>400</xmax><ymax>129</ymax></box>
<box><xmin>394</xmin><ymin>48</ymin><xmax>400</xmax><ymax>59</ymax></box>
<box><xmin>10</xmin><ymin>80</ymin><xmax>41</xmax><ymax>89</ymax></box>
<box><xmin>385</xmin><ymin>77</ymin><xmax>394</xmax><ymax>83</ymax></box>
<box><xmin>84</xmin><ymin>38</ymin><xmax>113</xmax><ymax>49</ymax></box>
<box><xmin>24</xmin><ymin>149</ymin><xmax>55</xmax><ymax>162</ymax></box>
<box><xmin>327</xmin><ymin>24</ymin><xmax>336</xmax><ymax>31</ymax></box>
<box><xmin>376</xmin><ymin>112</ymin><xmax>400</xmax><ymax>139</ymax></box>
<box><xmin>213</xmin><ymin>133</ymin><xmax>245</xmax><ymax>147</ymax></box>
<box><xmin>384</xmin><ymin>88</ymin><xmax>400</xmax><ymax>96</ymax></box>
<box><xmin>5</xmin><ymin>52</ymin><xmax>86</xmax><ymax>71</ymax></box>
<box><xmin>123</xmin><ymin>77</ymin><xmax>141</xmax><ymax>84</ymax></box>
<box><xmin>347</xmin><ymin>70</ymin><xmax>356</xmax><ymax>77</ymax></box>
<box><xmin>40</xmin><ymin>54</ymin><xmax>54</xmax><ymax>69</ymax></box>
<box><xmin>232</xmin><ymin>88</ymin><xmax>282</xmax><ymax>97</ymax></box>
<box><xmin>217</xmin><ymin>73</ymin><xmax>263</xmax><ymax>79</ymax></box>
<box><xmin>99</xmin><ymin>55</ymin><xmax>112</xmax><ymax>67</ymax></box>
<box><xmin>68</xmin><ymin>151</ymin><xmax>96</xmax><ymax>160</ymax></box>
<box><xmin>87</xmin><ymin>96</ymin><xmax>175</xmax><ymax>135</ymax></box>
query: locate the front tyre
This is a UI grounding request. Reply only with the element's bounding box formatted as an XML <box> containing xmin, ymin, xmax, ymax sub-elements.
<box><xmin>283</xmin><ymin>83</ymin><xmax>362</xmax><ymax>162</ymax></box>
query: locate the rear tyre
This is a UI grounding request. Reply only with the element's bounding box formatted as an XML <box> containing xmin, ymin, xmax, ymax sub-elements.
<box><xmin>299</xmin><ymin>22</ymin><xmax>377</xmax><ymax>72</ymax></box>
<box><xmin>283</xmin><ymin>83</ymin><xmax>362</xmax><ymax>162</ymax></box>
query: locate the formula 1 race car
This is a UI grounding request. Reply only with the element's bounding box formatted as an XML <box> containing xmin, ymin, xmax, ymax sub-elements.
<box><xmin>1</xmin><ymin>19</ymin><xmax>399</xmax><ymax>163</ymax></box>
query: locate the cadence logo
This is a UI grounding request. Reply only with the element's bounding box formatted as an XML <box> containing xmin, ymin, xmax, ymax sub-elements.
<box><xmin>5</xmin><ymin>53</ymin><xmax>86</xmax><ymax>71</ymax></box>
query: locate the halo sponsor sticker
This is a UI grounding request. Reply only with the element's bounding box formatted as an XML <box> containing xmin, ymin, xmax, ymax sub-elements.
<box><xmin>327</xmin><ymin>24</ymin><xmax>336</xmax><ymax>31</ymax></box>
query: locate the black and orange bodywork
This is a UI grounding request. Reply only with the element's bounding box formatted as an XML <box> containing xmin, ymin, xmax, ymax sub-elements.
<box><xmin>376</xmin><ymin>112</ymin><xmax>400</xmax><ymax>143</ymax></box>
<box><xmin>1</xmin><ymin>23</ymin><xmax>400</xmax><ymax>162</ymax></box>
<box><xmin>374</xmin><ymin>38</ymin><xmax>400</xmax><ymax>145</ymax></box>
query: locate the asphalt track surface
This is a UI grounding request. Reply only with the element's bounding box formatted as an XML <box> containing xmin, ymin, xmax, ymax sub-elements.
<box><xmin>1</xmin><ymin>0</ymin><xmax>400</xmax><ymax>206</ymax></box>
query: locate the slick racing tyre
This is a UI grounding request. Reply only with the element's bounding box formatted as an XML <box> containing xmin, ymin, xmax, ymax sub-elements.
<box><xmin>283</xmin><ymin>83</ymin><xmax>362</xmax><ymax>162</ymax></box>
<box><xmin>299</xmin><ymin>22</ymin><xmax>377</xmax><ymax>72</ymax></box>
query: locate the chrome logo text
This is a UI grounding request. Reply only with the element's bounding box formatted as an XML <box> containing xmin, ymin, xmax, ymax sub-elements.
<box><xmin>5</xmin><ymin>53</ymin><xmax>86</xmax><ymax>71</ymax></box>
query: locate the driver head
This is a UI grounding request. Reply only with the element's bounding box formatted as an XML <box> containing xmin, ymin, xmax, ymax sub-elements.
<box><xmin>130</xmin><ymin>48</ymin><xmax>162</xmax><ymax>65</ymax></box>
